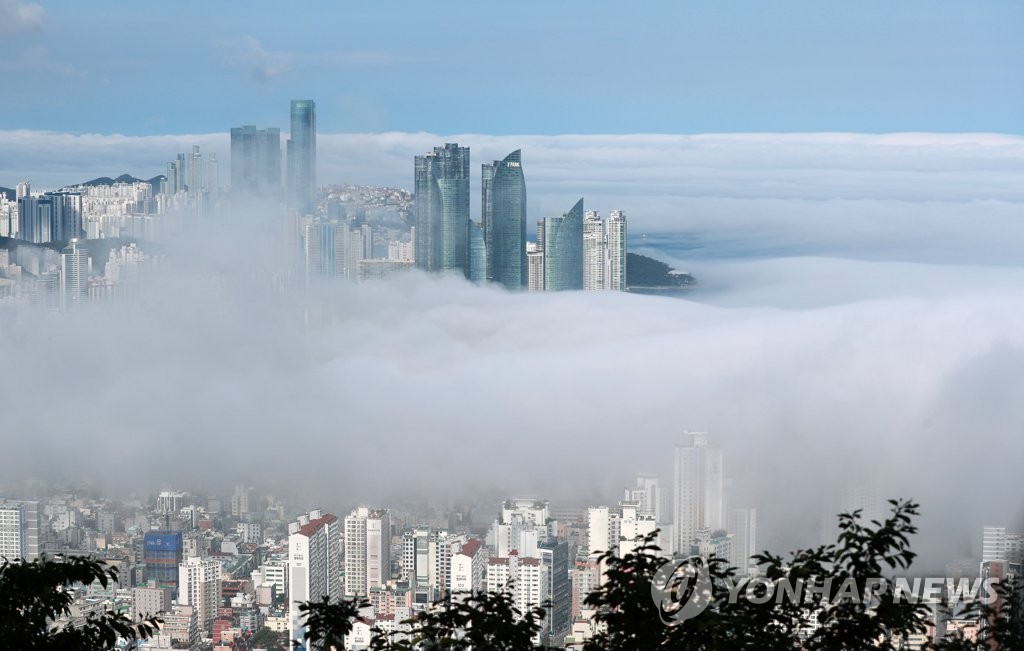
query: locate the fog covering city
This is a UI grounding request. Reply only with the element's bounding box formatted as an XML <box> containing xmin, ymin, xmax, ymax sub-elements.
<box><xmin>2</xmin><ymin>131</ymin><xmax>1022</xmax><ymax>569</ymax></box>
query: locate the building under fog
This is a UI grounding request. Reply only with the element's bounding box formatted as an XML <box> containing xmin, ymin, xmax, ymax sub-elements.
<box><xmin>541</xmin><ymin>198</ymin><xmax>584</xmax><ymax>291</ymax></box>
<box><xmin>482</xmin><ymin>149</ymin><xmax>527</xmax><ymax>288</ymax></box>
<box><xmin>17</xmin><ymin>192</ymin><xmax>82</xmax><ymax>244</ymax></box>
<box><xmin>673</xmin><ymin>432</ymin><xmax>725</xmax><ymax>555</ymax></box>
<box><xmin>230</xmin><ymin>124</ymin><xmax>282</xmax><ymax>196</ymax></box>
<box><xmin>287</xmin><ymin>100</ymin><xmax>317</xmax><ymax>214</ymax></box>
<box><xmin>414</xmin><ymin>143</ymin><xmax>471</xmax><ymax>276</ymax></box>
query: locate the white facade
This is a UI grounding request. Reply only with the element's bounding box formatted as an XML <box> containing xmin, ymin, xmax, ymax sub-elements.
<box><xmin>344</xmin><ymin>507</ymin><xmax>391</xmax><ymax>597</ymax></box>
<box><xmin>178</xmin><ymin>557</ymin><xmax>222</xmax><ymax>634</ymax></box>
<box><xmin>982</xmin><ymin>526</ymin><xmax>1007</xmax><ymax>563</ymax></box>
<box><xmin>583</xmin><ymin>211</ymin><xmax>605</xmax><ymax>291</ymax></box>
<box><xmin>673</xmin><ymin>432</ymin><xmax>725</xmax><ymax>555</ymax></box>
<box><xmin>0</xmin><ymin>502</ymin><xmax>39</xmax><ymax>561</ymax></box>
<box><xmin>625</xmin><ymin>473</ymin><xmax>662</xmax><ymax>523</ymax></box>
<box><xmin>449</xmin><ymin>539</ymin><xmax>485</xmax><ymax>594</ymax></box>
<box><xmin>586</xmin><ymin>507</ymin><xmax>610</xmax><ymax>556</ymax></box>
<box><xmin>526</xmin><ymin>244</ymin><xmax>544</xmax><ymax>292</ymax></box>
<box><xmin>156</xmin><ymin>491</ymin><xmax>187</xmax><ymax>514</ymax></box>
<box><xmin>728</xmin><ymin>508</ymin><xmax>757</xmax><ymax>574</ymax></box>
<box><xmin>606</xmin><ymin>210</ymin><xmax>627</xmax><ymax>290</ymax></box>
<box><xmin>288</xmin><ymin>510</ymin><xmax>342</xmax><ymax>647</ymax></box>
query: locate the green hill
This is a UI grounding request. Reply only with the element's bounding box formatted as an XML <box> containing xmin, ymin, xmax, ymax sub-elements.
<box><xmin>626</xmin><ymin>252</ymin><xmax>695</xmax><ymax>289</ymax></box>
<box><xmin>0</xmin><ymin>187</ymin><xmax>14</xmax><ymax>201</ymax></box>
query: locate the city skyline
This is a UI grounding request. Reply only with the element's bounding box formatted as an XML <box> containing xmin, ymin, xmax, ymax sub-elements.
<box><xmin>1</xmin><ymin>5</ymin><xmax>1023</xmax><ymax>647</ymax></box>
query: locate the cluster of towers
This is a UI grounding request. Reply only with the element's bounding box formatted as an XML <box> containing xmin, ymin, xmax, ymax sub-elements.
<box><xmin>414</xmin><ymin>144</ymin><xmax>627</xmax><ymax>291</ymax></box>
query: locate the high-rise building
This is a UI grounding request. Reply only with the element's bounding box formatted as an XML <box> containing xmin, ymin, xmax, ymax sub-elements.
<box><xmin>449</xmin><ymin>538</ymin><xmax>485</xmax><ymax>594</ymax></box>
<box><xmin>0</xmin><ymin>501</ymin><xmax>39</xmax><ymax>561</ymax></box>
<box><xmin>673</xmin><ymin>432</ymin><xmax>725</xmax><ymax>555</ymax></box>
<box><xmin>527</xmin><ymin>243</ymin><xmax>544</xmax><ymax>291</ymax></box>
<box><xmin>728</xmin><ymin>508</ymin><xmax>757</xmax><ymax>574</ymax></box>
<box><xmin>583</xmin><ymin>211</ymin><xmax>605</xmax><ymax>290</ymax></box>
<box><xmin>482</xmin><ymin>150</ymin><xmax>527</xmax><ymax>288</ymax></box>
<box><xmin>60</xmin><ymin>239</ymin><xmax>89</xmax><ymax>308</ymax></box>
<box><xmin>287</xmin><ymin>510</ymin><xmax>342</xmax><ymax>647</ymax></box>
<box><xmin>344</xmin><ymin>507</ymin><xmax>392</xmax><ymax>597</ymax></box>
<box><xmin>230</xmin><ymin>125</ymin><xmax>282</xmax><ymax>195</ymax></box>
<box><xmin>17</xmin><ymin>192</ymin><xmax>82</xmax><ymax>244</ymax></box>
<box><xmin>178</xmin><ymin>557</ymin><xmax>222</xmax><ymax>634</ymax></box>
<box><xmin>625</xmin><ymin>474</ymin><xmax>662</xmax><ymax>523</ymax></box>
<box><xmin>16</xmin><ymin>181</ymin><xmax>30</xmax><ymax>201</ymax></box>
<box><xmin>188</xmin><ymin>146</ymin><xmax>203</xmax><ymax>200</ymax></box>
<box><xmin>606</xmin><ymin>210</ymin><xmax>627</xmax><ymax>290</ymax></box>
<box><xmin>542</xmin><ymin>198</ymin><xmax>584</xmax><ymax>291</ymax></box>
<box><xmin>143</xmin><ymin>531</ymin><xmax>184</xmax><ymax>592</ymax></box>
<box><xmin>414</xmin><ymin>143</ymin><xmax>470</xmax><ymax>275</ymax></box>
<box><xmin>468</xmin><ymin>220</ymin><xmax>487</xmax><ymax>282</ymax></box>
<box><xmin>287</xmin><ymin>100</ymin><xmax>317</xmax><ymax>214</ymax></box>
<box><xmin>402</xmin><ymin>527</ymin><xmax>452</xmax><ymax>602</ymax></box>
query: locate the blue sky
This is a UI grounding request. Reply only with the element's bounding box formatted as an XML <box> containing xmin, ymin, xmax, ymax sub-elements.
<box><xmin>0</xmin><ymin>0</ymin><xmax>1021</xmax><ymax>135</ymax></box>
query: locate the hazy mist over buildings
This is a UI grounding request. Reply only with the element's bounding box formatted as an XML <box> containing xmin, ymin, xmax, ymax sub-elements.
<box><xmin>2</xmin><ymin>130</ymin><xmax>1022</xmax><ymax>567</ymax></box>
<box><xmin>1</xmin><ymin>1</ymin><xmax>1023</xmax><ymax>591</ymax></box>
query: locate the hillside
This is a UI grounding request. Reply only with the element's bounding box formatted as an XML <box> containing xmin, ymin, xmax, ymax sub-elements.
<box><xmin>81</xmin><ymin>174</ymin><xmax>165</xmax><ymax>193</ymax></box>
<box><xmin>0</xmin><ymin>187</ymin><xmax>13</xmax><ymax>201</ymax></box>
<box><xmin>626</xmin><ymin>252</ymin><xmax>696</xmax><ymax>289</ymax></box>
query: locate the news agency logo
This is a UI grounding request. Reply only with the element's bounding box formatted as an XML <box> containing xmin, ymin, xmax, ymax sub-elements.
<box><xmin>651</xmin><ymin>555</ymin><xmax>713</xmax><ymax>625</ymax></box>
<box><xmin>649</xmin><ymin>555</ymin><xmax>1000</xmax><ymax>627</ymax></box>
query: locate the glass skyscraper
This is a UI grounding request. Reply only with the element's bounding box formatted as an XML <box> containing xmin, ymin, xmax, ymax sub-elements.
<box><xmin>542</xmin><ymin>198</ymin><xmax>584</xmax><ymax>291</ymax></box>
<box><xmin>414</xmin><ymin>143</ymin><xmax>470</xmax><ymax>275</ymax></box>
<box><xmin>482</xmin><ymin>150</ymin><xmax>527</xmax><ymax>289</ymax></box>
<box><xmin>230</xmin><ymin>125</ymin><xmax>281</xmax><ymax>195</ymax></box>
<box><xmin>287</xmin><ymin>100</ymin><xmax>316</xmax><ymax>214</ymax></box>
<box><xmin>468</xmin><ymin>220</ymin><xmax>487</xmax><ymax>282</ymax></box>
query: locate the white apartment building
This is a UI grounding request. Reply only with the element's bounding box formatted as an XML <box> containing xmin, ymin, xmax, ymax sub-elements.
<box><xmin>288</xmin><ymin>509</ymin><xmax>342</xmax><ymax>647</ymax></box>
<box><xmin>583</xmin><ymin>211</ymin><xmax>605</xmax><ymax>291</ymax></box>
<box><xmin>449</xmin><ymin>539</ymin><xmax>485</xmax><ymax>594</ymax></box>
<box><xmin>178</xmin><ymin>556</ymin><xmax>222</xmax><ymax>634</ymax></box>
<box><xmin>344</xmin><ymin>507</ymin><xmax>391</xmax><ymax>597</ymax></box>
<box><xmin>0</xmin><ymin>501</ymin><xmax>39</xmax><ymax>561</ymax></box>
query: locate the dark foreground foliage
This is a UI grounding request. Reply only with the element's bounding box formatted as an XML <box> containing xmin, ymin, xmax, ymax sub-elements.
<box><xmin>299</xmin><ymin>500</ymin><xmax>1024</xmax><ymax>651</ymax></box>
<box><xmin>0</xmin><ymin>554</ymin><xmax>160</xmax><ymax>650</ymax></box>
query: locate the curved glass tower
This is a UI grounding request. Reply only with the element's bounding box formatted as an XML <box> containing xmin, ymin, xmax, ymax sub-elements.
<box><xmin>483</xmin><ymin>150</ymin><xmax>527</xmax><ymax>289</ymax></box>
<box><xmin>287</xmin><ymin>100</ymin><xmax>316</xmax><ymax>214</ymax></box>
<box><xmin>414</xmin><ymin>143</ymin><xmax>470</xmax><ymax>275</ymax></box>
<box><xmin>542</xmin><ymin>198</ymin><xmax>584</xmax><ymax>291</ymax></box>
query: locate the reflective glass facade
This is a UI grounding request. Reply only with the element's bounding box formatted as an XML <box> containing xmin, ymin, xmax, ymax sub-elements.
<box><xmin>484</xmin><ymin>150</ymin><xmax>527</xmax><ymax>289</ymax></box>
<box><xmin>287</xmin><ymin>100</ymin><xmax>316</xmax><ymax>214</ymax></box>
<box><xmin>414</xmin><ymin>143</ymin><xmax>470</xmax><ymax>276</ymax></box>
<box><xmin>542</xmin><ymin>198</ymin><xmax>584</xmax><ymax>291</ymax></box>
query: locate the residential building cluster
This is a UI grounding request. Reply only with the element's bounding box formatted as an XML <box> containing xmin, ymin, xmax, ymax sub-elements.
<box><xmin>1</xmin><ymin>430</ymin><xmax>1018</xmax><ymax>650</ymax></box>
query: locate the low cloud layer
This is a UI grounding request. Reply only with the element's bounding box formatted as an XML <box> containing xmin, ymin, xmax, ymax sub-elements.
<box><xmin>3</xmin><ymin>130</ymin><xmax>1022</xmax><ymax>265</ymax></box>
<box><xmin>1</xmin><ymin>131</ymin><xmax>1022</xmax><ymax>565</ymax></box>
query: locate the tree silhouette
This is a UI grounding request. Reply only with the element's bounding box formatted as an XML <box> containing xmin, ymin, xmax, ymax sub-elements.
<box><xmin>297</xmin><ymin>499</ymin><xmax>1022</xmax><ymax>650</ymax></box>
<box><xmin>0</xmin><ymin>555</ymin><xmax>160</xmax><ymax>651</ymax></box>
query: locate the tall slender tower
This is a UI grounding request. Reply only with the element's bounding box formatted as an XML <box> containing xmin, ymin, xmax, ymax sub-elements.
<box><xmin>287</xmin><ymin>100</ymin><xmax>317</xmax><ymax>214</ymax></box>
<box><xmin>414</xmin><ymin>143</ymin><xmax>470</xmax><ymax>275</ymax></box>
<box><xmin>482</xmin><ymin>150</ymin><xmax>527</xmax><ymax>288</ymax></box>
<box><xmin>606</xmin><ymin>210</ymin><xmax>627</xmax><ymax>290</ymax></box>
<box><xmin>582</xmin><ymin>210</ymin><xmax>605</xmax><ymax>290</ymax></box>
<box><xmin>673</xmin><ymin>432</ymin><xmax>725</xmax><ymax>555</ymax></box>
<box><xmin>542</xmin><ymin>198</ymin><xmax>584</xmax><ymax>291</ymax></box>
